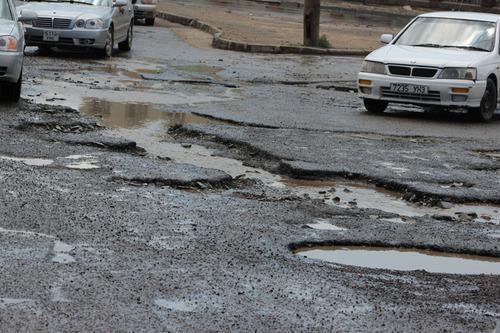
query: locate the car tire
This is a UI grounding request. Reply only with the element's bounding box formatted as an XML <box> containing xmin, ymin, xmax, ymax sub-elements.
<box><xmin>145</xmin><ymin>17</ymin><xmax>155</xmax><ymax>26</ymax></box>
<box><xmin>363</xmin><ymin>98</ymin><xmax>388</xmax><ymax>113</ymax></box>
<box><xmin>98</xmin><ymin>27</ymin><xmax>114</xmax><ymax>58</ymax></box>
<box><xmin>38</xmin><ymin>45</ymin><xmax>52</xmax><ymax>55</ymax></box>
<box><xmin>0</xmin><ymin>71</ymin><xmax>22</xmax><ymax>102</ymax></box>
<box><xmin>118</xmin><ymin>23</ymin><xmax>133</xmax><ymax>51</ymax></box>
<box><xmin>471</xmin><ymin>78</ymin><xmax>497</xmax><ymax>122</ymax></box>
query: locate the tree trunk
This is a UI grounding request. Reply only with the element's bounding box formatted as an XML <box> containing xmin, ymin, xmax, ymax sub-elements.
<box><xmin>304</xmin><ymin>0</ymin><xmax>320</xmax><ymax>47</ymax></box>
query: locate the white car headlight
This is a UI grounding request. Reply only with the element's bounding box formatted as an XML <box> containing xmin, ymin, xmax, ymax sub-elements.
<box><xmin>84</xmin><ymin>18</ymin><xmax>104</xmax><ymax>29</ymax></box>
<box><xmin>0</xmin><ymin>36</ymin><xmax>18</xmax><ymax>52</ymax></box>
<box><xmin>361</xmin><ymin>61</ymin><xmax>386</xmax><ymax>75</ymax></box>
<box><xmin>75</xmin><ymin>19</ymin><xmax>85</xmax><ymax>29</ymax></box>
<box><xmin>439</xmin><ymin>68</ymin><xmax>477</xmax><ymax>80</ymax></box>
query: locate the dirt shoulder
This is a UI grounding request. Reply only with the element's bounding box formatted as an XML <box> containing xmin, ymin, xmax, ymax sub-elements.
<box><xmin>157</xmin><ymin>0</ymin><xmax>419</xmax><ymax>51</ymax></box>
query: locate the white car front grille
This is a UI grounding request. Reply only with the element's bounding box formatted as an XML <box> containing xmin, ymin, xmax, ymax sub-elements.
<box><xmin>388</xmin><ymin>65</ymin><xmax>438</xmax><ymax>78</ymax></box>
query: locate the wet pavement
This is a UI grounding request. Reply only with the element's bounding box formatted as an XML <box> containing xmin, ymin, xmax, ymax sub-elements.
<box><xmin>0</xmin><ymin>22</ymin><xmax>497</xmax><ymax>332</ymax></box>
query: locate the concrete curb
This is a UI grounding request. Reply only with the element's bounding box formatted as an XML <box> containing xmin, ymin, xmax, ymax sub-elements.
<box><xmin>156</xmin><ymin>11</ymin><xmax>370</xmax><ymax>56</ymax></box>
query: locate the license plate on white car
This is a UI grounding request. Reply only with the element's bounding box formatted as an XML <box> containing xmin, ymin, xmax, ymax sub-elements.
<box><xmin>43</xmin><ymin>31</ymin><xmax>59</xmax><ymax>42</ymax></box>
<box><xmin>390</xmin><ymin>83</ymin><xmax>428</xmax><ymax>95</ymax></box>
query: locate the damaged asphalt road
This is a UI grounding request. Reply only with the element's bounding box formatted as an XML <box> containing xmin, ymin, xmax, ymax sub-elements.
<box><xmin>0</xmin><ymin>23</ymin><xmax>498</xmax><ymax>332</ymax></box>
<box><xmin>0</xmin><ymin>102</ymin><xmax>499</xmax><ymax>332</ymax></box>
<box><xmin>173</xmin><ymin>123</ymin><xmax>500</xmax><ymax>204</ymax></box>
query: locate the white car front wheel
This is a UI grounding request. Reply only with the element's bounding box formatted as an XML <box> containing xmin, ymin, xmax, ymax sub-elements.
<box><xmin>98</xmin><ymin>27</ymin><xmax>114</xmax><ymax>58</ymax></box>
<box><xmin>470</xmin><ymin>78</ymin><xmax>497</xmax><ymax>122</ymax></box>
<box><xmin>363</xmin><ymin>98</ymin><xmax>388</xmax><ymax>114</ymax></box>
<box><xmin>0</xmin><ymin>71</ymin><xmax>22</xmax><ymax>102</ymax></box>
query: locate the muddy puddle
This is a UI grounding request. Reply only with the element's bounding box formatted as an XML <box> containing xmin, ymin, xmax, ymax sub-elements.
<box><xmin>294</xmin><ymin>246</ymin><xmax>500</xmax><ymax>275</ymax></box>
<box><xmin>105</xmin><ymin>121</ymin><xmax>283</xmax><ymax>184</ymax></box>
<box><xmin>81</xmin><ymin>99</ymin><xmax>229</xmax><ymax>129</ymax></box>
<box><xmin>279</xmin><ymin>178</ymin><xmax>500</xmax><ymax>225</ymax></box>
<box><xmin>25</xmin><ymin>79</ymin><xmax>232</xmax><ymax>110</ymax></box>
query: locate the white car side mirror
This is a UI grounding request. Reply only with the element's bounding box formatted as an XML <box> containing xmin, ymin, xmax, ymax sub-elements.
<box><xmin>380</xmin><ymin>34</ymin><xmax>394</xmax><ymax>44</ymax></box>
<box><xmin>18</xmin><ymin>10</ymin><xmax>37</xmax><ymax>23</ymax></box>
<box><xmin>113</xmin><ymin>0</ymin><xmax>127</xmax><ymax>7</ymax></box>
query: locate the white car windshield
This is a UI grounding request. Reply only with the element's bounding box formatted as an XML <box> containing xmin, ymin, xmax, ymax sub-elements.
<box><xmin>0</xmin><ymin>0</ymin><xmax>12</xmax><ymax>20</ymax></box>
<box><xmin>29</xmin><ymin>0</ymin><xmax>111</xmax><ymax>6</ymax></box>
<box><xmin>396</xmin><ymin>17</ymin><xmax>496</xmax><ymax>52</ymax></box>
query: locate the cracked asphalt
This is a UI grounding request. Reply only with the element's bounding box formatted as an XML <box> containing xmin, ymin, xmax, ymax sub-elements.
<box><xmin>0</xmin><ymin>21</ymin><xmax>498</xmax><ymax>332</ymax></box>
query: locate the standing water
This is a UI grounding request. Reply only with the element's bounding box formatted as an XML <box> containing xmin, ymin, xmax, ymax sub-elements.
<box><xmin>294</xmin><ymin>246</ymin><xmax>500</xmax><ymax>275</ymax></box>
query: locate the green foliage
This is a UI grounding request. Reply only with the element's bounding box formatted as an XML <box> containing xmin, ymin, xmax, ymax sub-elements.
<box><xmin>318</xmin><ymin>34</ymin><xmax>332</xmax><ymax>48</ymax></box>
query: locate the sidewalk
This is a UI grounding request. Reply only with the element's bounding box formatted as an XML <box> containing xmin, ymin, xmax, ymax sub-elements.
<box><xmin>157</xmin><ymin>0</ymin><xmax>423</xmax><ymax>53</ymax></box>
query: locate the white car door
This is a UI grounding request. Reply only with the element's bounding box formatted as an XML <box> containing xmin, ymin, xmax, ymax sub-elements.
<box><xmin>496</xmin><ymin>21</ymin><xmax>500</xmax><ymax>102</ymax></box>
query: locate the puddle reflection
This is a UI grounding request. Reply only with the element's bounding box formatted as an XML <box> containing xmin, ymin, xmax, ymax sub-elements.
<box><xmin>295</xmin><ymin>246</ymin><xmax>500</xmax><ymax>275</ymax></box>
<box><xmin>280</xmin><ymin>177</ymin><xmax>500</xmax><ymax>224</ymax></box>
<box><xmin>80</xmin><ymin>98</ymin><xmax>223</xmax><ymax>129</ymax></box>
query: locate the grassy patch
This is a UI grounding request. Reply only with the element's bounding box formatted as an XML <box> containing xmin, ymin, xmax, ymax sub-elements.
<box><xmin>318</xmin><ymin>34</ymin><xmax>332</xmax><ymax>48</ymax></box>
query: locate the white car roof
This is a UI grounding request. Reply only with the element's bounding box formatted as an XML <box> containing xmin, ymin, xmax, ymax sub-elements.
<box><xmin>419</xmin><ymin>11</ymin><xmax>500</xmax><ymax>23</ymax></box>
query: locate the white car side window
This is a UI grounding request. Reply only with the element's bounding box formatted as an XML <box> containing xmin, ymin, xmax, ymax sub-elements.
<box><xmin>0</xmin><ymin>0</ymin><xmax>12</xmax><ymax>20</ymax></box>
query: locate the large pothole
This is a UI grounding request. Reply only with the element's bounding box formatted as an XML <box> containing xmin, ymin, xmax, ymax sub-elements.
<box><xmin>293</xmin><ymin>245</ymin><xmax>500</xmax><ymax>275</ymax></box>
<box><xmin>102</xmin><ymin>116</ymin><xmax>500</xmax><ymax>225</ymax></box>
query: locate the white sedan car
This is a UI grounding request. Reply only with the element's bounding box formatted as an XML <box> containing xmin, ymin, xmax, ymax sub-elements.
<box><xmin>358</xmin><ymin>12</ymin><xmax>500</xmax><ymax>122</ymax></box>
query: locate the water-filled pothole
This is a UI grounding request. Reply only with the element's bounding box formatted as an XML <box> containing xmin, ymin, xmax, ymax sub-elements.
<box><xmin>294</xmin><ymin>246</ymin><xmax>500</xmax><ymax>275</ymax></box>
<box><xmin>281</xmin><ymin>178</ymin><xmax>500</xmax><ymax>224</ymax></box>
<box><xmin>81</xmin><ymin>100</ymin><xmax>227</xmax><ymax>129</ymax></box>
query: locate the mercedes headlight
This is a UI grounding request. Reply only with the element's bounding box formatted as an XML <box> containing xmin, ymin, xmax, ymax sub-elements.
<box><xmin>361</xmin><ymin>61</ymin><xmax>386</xmax><ymax>74</ymax></box>
<box><xmin>0</xmin><ymin>36</ymin><xmax>18</xmax><ymax>52</ymax></box>
<box><xmin>84</xmin><ymin>18</ymin><xmax>104</xmax><ymax>29</ymax></box>
<box><xmin>439</xmin><ymin>68</ymin><xmax>477</xmax><ymax>80</ymax></box>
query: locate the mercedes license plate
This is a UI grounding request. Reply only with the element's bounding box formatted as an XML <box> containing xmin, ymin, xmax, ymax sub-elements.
<box><xmin>43</xmin><ymin>31</ymin><xmax>59</xmax><ymax>42</ymax></box>
<box><xmin>390</xmin><ymin>83</ymin><xmax>428</xmax><ymax>95</ymax></box>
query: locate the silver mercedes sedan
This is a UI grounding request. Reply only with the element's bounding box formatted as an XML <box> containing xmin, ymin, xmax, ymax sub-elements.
<box><xmin>0</xmin><ymin>0</ymin><xmax>36</xmax><ymax>101</ymax></box>
<box><xmin>18</xmin><ymin>0</ymin><xmax>133</xmax><ymax>57</ymax></box>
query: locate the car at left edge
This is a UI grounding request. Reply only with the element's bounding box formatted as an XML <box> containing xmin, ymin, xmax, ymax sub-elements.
<box><xmin>0</xmin><ymin>0</ymin><xmax>36</xmax><ymax>101</ymax></box>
